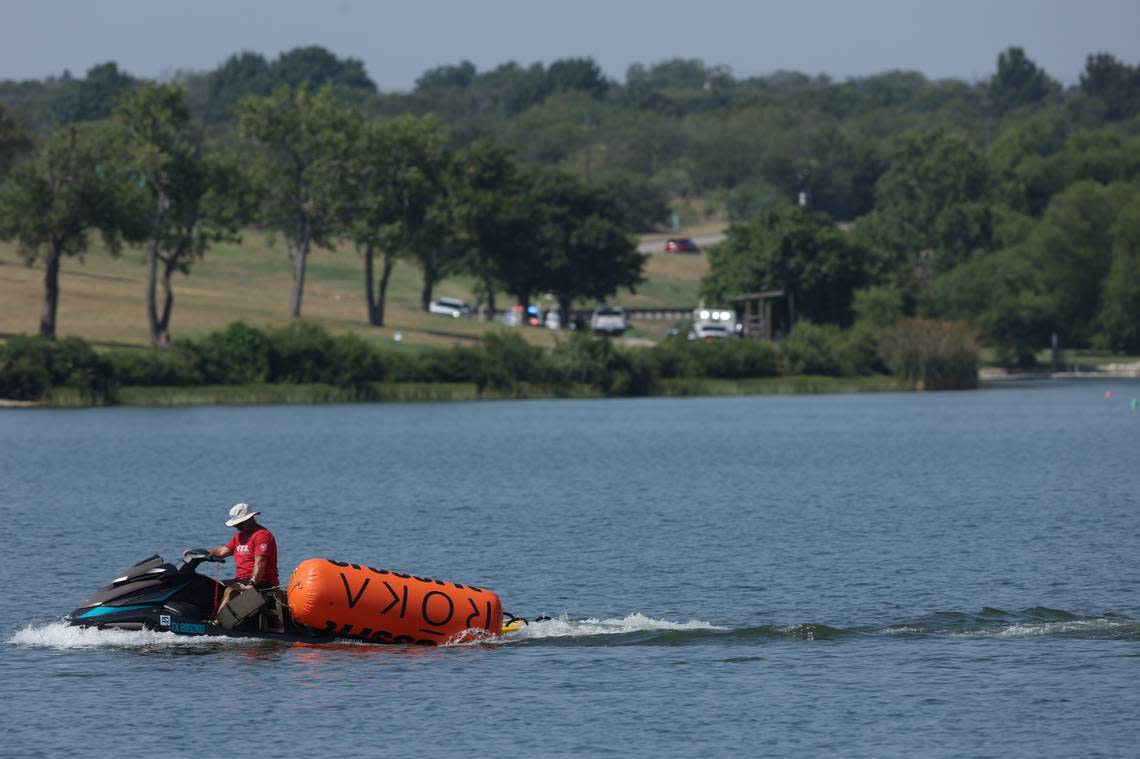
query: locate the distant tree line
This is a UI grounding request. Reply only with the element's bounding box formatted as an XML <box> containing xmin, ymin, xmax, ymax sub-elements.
<box><xmin>0</xmin><ymin>79</ymin><xmax>646</xmax><ymax>344</ymax></box>
<box><xmin>2</xmin><ymin>44</ymin><xmax>1140</xmax><ymax>360</ymax></box>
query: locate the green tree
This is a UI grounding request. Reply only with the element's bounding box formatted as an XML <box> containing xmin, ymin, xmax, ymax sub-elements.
<box><xmin>989</xmin><ymin>47</ymin><xmax>1057</xmax><ymax>115</ymax></box>
<box><xmin>856</xmin><ymin>129</ymin><xmax>994</xmax><ymax>289</ymax></box>
<box><xmin>342</xmin><ymin>115</ymin><xmax>455</xmax><ymax>325</ymax></box>
<box><xmin>51</xmin><ymin>62</ymin><xmax>137</xmax><ymax>124</ymax></box>
<box><xmin>802</xmin><ymin>125</ymin><xmax>884</xmax><ymax>221</ymax></box>
<box><xmin>1026</xmin><ymin>180</ymin><xmax>1136</xmax><ymax>346</ymax></box>
<box><xmin>703</xmin><ymin>204</ymin><xmax>872</xmax><ymax>326</ymax></box>
<box><xmin>0</xmin><ymin>122</ymin><xmax>148</xmax><ymax>338</ymax></box>
<box><xmin>372</xmin><ymin>115</ymin><xmax>459</xmax><ymax>313</ymax></box>
<box><xmin>238</xmin><ymin>85</ymin><xmax>361</xmax><ymax>317</ymax></box>
<box><xmin>626</xmin><ymin>59</ymin><xmax>733</xmax><ymax>90</ymax></box>
<box><xmin>986</xmin><ymin>110</ymin><xmax>1069</xmax><ymax>215</ymax></box>
<box><xmin>115</xmin><ymin>83</ymin><xmax>249</xmax><ymax>346</ymax></box>
<box><xmin>450</xmin><ymin>140</ymin><xmax>534</xmax><ymax>318</ymax></box>
<box><xmin>527</xmin><ymin>169</ymin><xmax>646</xmax><ymax>327</ymax></box>
<box><xmin>1095</xmin><ymin>196</ymin><xmax>1140</xmax><ymax>352</ymax></box>
<box><xmin>415</xmin><ymin>61</ymin><xmax>477</xmax><ymax>92</ymax></box>
<box><xmin>1079</xmin><ymin>53</ymin><xmax>1140</xmax><ymax>121</ymax></box>
<box><xmin>0</xmin><ymin>103</ymin><xmax>32</xmax><ymax>177</ymax></box>
<box><xmin>272</xmin><ymin>46</ymin><xmax>376</xmax><ymax>93</ymax></box>
<box><xmin>546</xmin><ymin>58</ymin><xmax>609</xmax><ymax>98</ymax></box>
<box><xmin>204</xmin><ymin>52</ymin><xmax>276</xmax><ymax>123</ymax></box>
<box><xmin>925</xmin><ymin>249</ymin><xmax>1051</xmax><ymax>366</ymax></box>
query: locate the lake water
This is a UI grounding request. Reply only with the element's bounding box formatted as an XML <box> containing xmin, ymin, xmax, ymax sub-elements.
<box><xmin>3</xmin><ymin>381</ymin><xmax>1139</xmax><ymax>757</ymax></box>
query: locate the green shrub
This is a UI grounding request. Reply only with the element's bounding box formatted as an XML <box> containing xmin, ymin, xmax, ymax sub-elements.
<box><xmin>607</xmin><ymin>347</ymin><xmax>659</xmax><ymax>396</ymax></box>
<box><xmin>478</xmin><ymin>330</ymin><xmax>544</xmax><ymax>391</ymax></box>
<box><xmin>327</xmin><ymin>333</ymin><xmax>386</xmax><ymax>385</ymax></box>
<box><xmin>107</xmin><ymin>349</ymin><xmax>201</xmax><ymax>387</ymax></box>
<box><xmin>838</xmin><ymin>324</ymin><xmax>886</xmax><ymax>376</ymax></box>
<box><xmin>547</xmin><ymin>332</ymin><xmax>614</xmax><ymax>387</ymax></box>
<box><xmin>183</xmin><ymin>322</ymin><xmax>272</xmax><ymax>384</ymax></box>
<box><xmin>267</xmin><ymin>321</ymin><xmax>334</xmax><ymax>384</ymax></box>
<box><xmin>703</xmin><ymin>339</ymin><xmax>781</xmax><ymax>379</ymax></box>
<box><xmin>877</xmin><ymin>318</ymin><xmax>979</xmax><ymax>390</ymax></box>
<box><xmin>781</xmin><ymin>322</ymin><xmax>844</xmax><ymax>376</ymax></box>
<box><xmin>389</xmin><ymin>346</ymin><xmax>483</xmax><ymax>383</ymax></box>
<box><xmin>0</xmin><ymin>335</ymin><xmax>113</xmax><ymax>402</ymax></box>
<box><xmin>649</xmin><ymin>335</ymin><xmax>704</xmax><ymax>379</ymax></box>
<box><xmin>0</xmin><ymin>337</ymin><xmax>51</xmax><ymax>400</ymax></box>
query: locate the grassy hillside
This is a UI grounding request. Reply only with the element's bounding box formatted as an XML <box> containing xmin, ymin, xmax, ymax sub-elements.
<box><xmin>0</xmin><ymin>230</ymin><xmax>711</xmax><ymax>348</ymax></box>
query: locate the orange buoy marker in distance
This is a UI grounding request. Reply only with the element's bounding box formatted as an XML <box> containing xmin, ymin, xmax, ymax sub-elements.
<box><xmin>287</xmin><ymin>558</ymin><xmax>503</xmax><ymax>645</ymax></box>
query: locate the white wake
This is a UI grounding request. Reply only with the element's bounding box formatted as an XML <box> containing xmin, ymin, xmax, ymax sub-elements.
<box><xmin>502</xmin><ymin>612</ymin><xmax>725</xmax><ymax>641</ymax></box>
<box><xmin>8</xmin><ymin>622</ymin><xmax>262</xmax><ymax>650</ymax></box>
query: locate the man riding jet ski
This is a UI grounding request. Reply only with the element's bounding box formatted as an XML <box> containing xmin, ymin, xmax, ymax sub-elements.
<box><xmin>65</xmin><ymin>549</ymin><xmax>330</xmax><ymax>641</ymax></box>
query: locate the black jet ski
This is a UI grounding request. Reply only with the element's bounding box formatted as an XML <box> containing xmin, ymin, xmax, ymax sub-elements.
<box><xmin>66</xmin><ymin>549</ymin><xmax>335</xmax><ymax>643</ymax></box>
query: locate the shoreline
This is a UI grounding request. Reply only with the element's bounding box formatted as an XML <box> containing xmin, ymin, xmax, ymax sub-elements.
<box><xmin>2</xmin><ymin>375</ymin><xmax>911</xmax><ymax>409</ymax></box>
<box><xmin>10</xmin><ymin>370</ymin><xmax>1139</xmax><ymax>409</ymax></box>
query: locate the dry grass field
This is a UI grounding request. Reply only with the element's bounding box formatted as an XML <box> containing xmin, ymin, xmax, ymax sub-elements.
<box><xmin>0</xmin><ymin>230</ymin><xmax>712</xmax><ymax>349</ymax></box>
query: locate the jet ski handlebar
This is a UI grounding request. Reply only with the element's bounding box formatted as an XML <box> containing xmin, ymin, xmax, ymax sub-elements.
<box><xmin>179</xmin><ymin>548</ymin><xmax>226</xmax><ymax>571</ymax></box>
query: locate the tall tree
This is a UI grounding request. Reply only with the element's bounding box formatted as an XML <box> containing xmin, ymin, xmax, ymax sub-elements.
<box><xmin>51</xmin><ymin>62</ymin><xmax>137</xmax><ymax>124</ymax></box>
<box><xmin>1026</xmin><ymin>180</ymin><xmax>1135</xmax><ymax>346</ymax></box>
<box><xmin>856</xmin><ymin>129</ymin><xmax>994</xmax><ymax>289</ymax></box>
<box><xmin>0</xmin><ymin>122</ymin><xmax>147</xmax><ymax>338</ymax></box>
<box><xmin>272</xmin><ymin>46</ymin><xmax>376</xmax><ymax>93</ymax></box>
<box><xmin>1096</xmin><ymin>196</ymin><xmax>1140</xmax><ymax>352</ymax></box>
<box><xmin>368</xmin><ymin>115</ymin><xmax>459</xmax><ymax>312</ymax></box>
<box><xmin>238</xmin><ymin>85</ymin><xmax>360</xmax><ymax>317</ymax></box>
<box><xmin>703</xmin><ymin>204</ymin><xmax>872</xmax><ymax>326</ymax></box>
<box><xmin>204</xmin><ymin>52</ymin><xmax>276</xmax><ymax>123</ymax></box>
<box><xmin>115</xmin><ymin>83</ymin><xmax>248</xmax><ymax>347</ymax></box>
<box><xmin>451</xmin><ymin>140</ymin><xmax>530</xmax><ymax>318</ymax></box>
<box><xmin>989</xmin><ymin>47</ymin><xmax>1057</xmax><ymax>115</ymax></box>
<box><xmin>527</xmin><ymin>168</ymin><xmax>645</xmax><ymax>327</ymax></box>
<box><xmin>1080</xmin><ymin>53</ymin><xmax>1140</xmax><ymax>121</ymax></box>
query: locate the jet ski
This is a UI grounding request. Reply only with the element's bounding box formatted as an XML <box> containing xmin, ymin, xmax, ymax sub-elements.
<box><xmin>67</xmin><ymin>550</ymin><xmax>537</xmax><ymax>644</ymax></box>
<box><xmin>66</xmin><ymin>549</ymin><xmax>335</xmax><ymax>642</ymax></box>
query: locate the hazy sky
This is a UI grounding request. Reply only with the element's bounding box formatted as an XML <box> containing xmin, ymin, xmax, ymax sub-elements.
<box><xmin>2</xmin><ymin>0</ymin><xmax>1138</xmax><ymax>91</ymax></box>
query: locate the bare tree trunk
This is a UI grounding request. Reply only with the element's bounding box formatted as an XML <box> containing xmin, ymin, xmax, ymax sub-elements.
<box><xmin>376</xmin><ymin>253</ymin><xmax>395</xmax><ymax>327</ymax></box>
<box><xmin>481</xmin><ymin>277</ymin><xmax>496</xmax><ymax>322</ymax></box>
<box><xmin>363</xmin><ymin>242</ymin><xmax>379</xmax><ymax>326</ymax></box>
<box><xmin>289</xmin><ymin>238</ymin><xmax>309</xmax><ymax>318</ymax></box>
<box><xmin>557</xmin><ymin>294</ymin><xmax>573</xmax><ymax>332</ymax></box>
<box><xmin>146</xmin><ymin>242</ymin><xmax>163</xmax><ymax>347</ymax></box>
<box><xmin>155</xmin><ymin>256</ymin><xmax>177</xmax><ymax>348</ymax></box>
<box><xmin>40</xmin><ymin>242</ymin><xmax>63</xmax><ymax>339</ymax></box>
<box><xmin>419</xmin><ymin>260</ymin><xmax>436</xmax><ymax>312</ymax></box>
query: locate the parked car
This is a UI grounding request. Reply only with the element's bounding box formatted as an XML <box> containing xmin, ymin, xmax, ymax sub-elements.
<box><xmin>664</xmin><ymin>237</ymin><xmax>700</xmax><ymax>254</ymax></box>
<box><xmin>590</xmin><ymin>306</ymin><xmax>628</xmax><ymax>336</ymax></box>
<box><xmin>429</xmin><ymin>297</ymin><xmax>471</xmax><ymax>318</ymax></box>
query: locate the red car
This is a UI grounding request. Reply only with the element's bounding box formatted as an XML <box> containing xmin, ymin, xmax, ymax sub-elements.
<box><xmin>664</xmin><ymin>237</ymin><xmax>700</xmax><ymax>254</ymax></box>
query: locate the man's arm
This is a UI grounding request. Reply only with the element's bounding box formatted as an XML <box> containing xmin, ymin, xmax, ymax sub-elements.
<box><xmin>246</xmin><ymin>555</ymin><xmax>264</xmax><ymax>587</ymax></box>
<box><xmin>207</xmin><ymin>546</ymin><xmax>233</xmax><ymax>558</ymax></box>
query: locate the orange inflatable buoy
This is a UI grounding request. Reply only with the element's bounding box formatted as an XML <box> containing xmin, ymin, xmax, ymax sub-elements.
<box><xmin>286</xmin><ymin>558</ymin><xmax>503</xmax><ymax>645</ymax></box>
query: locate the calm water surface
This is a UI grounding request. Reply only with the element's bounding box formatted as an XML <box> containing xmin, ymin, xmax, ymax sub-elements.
<box><xmin>2</xmin><ymin>381</ymin><xmax>1139</xmax><ymax>757</ymax></box>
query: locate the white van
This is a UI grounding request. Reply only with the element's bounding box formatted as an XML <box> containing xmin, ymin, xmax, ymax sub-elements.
<box><xmin>429</xmin><ymin>297</ymin><xmax>471</xmax><ymax>318</ymax></box>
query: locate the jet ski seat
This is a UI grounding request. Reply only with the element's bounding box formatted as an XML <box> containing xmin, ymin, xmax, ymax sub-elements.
<box><xmin>217</xmin><ymin>587</ymin><xmax>266</xmax><ymax>631</ymax></box>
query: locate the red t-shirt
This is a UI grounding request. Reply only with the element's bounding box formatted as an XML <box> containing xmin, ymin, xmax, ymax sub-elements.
<box><xmin>225</xmin><ymin>527</ymin><xmax>279</xmax><ymax>585</ymax></box>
